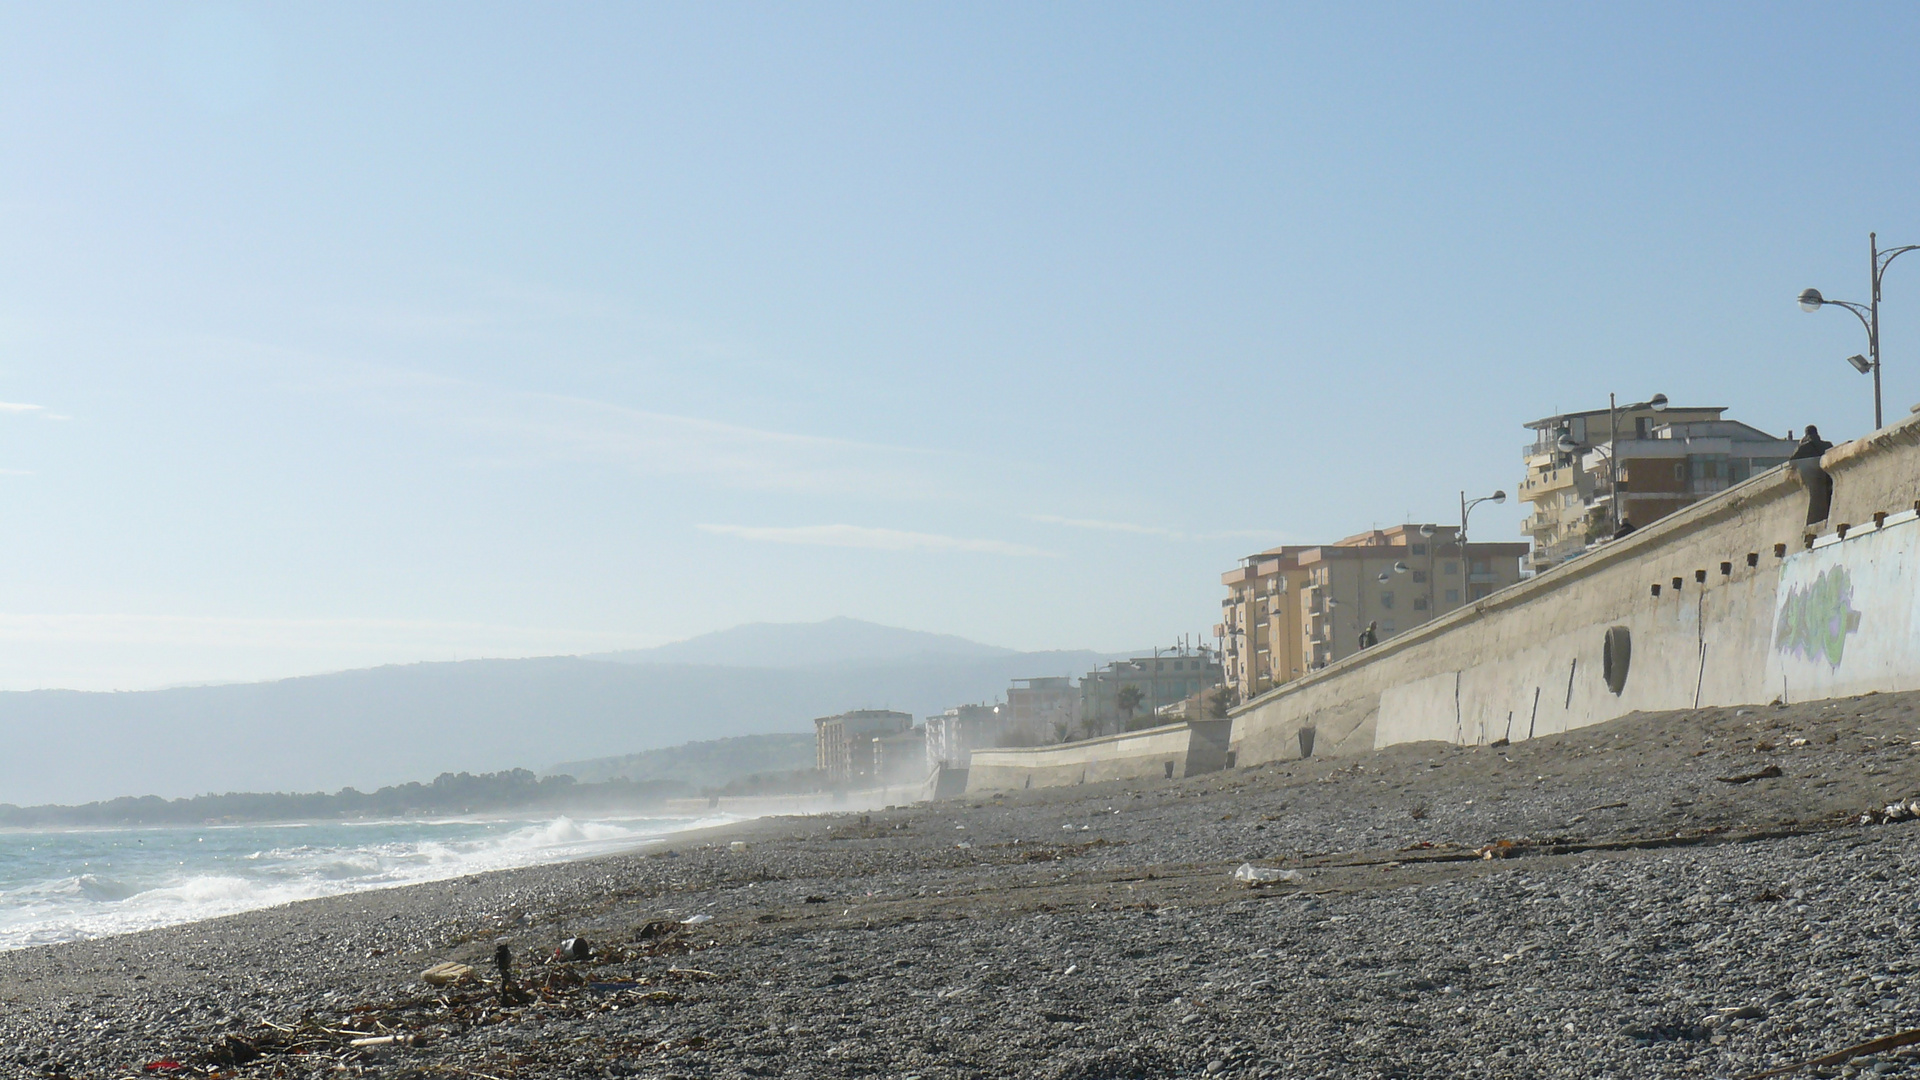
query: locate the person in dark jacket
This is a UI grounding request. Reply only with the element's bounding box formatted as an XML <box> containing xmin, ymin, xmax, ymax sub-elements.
<box><xmin>1612</xmin><ymin>517</ymin><xmax>1636</xmax><ymax>540</ymax></box>
<box><xmin>1790</xmin><ymin>425</ymin><xmax>1833</xmax><ymax>462</ymax></box>
<box><xmin>1358</xmin><ymin>621</ymin><xmax>1378</xmax><ymax>649</ymax></box>
<box><xmin>1791</xmin><ymin>424</ymin><xmax>1835</xmax><ymax>525</ymax></box>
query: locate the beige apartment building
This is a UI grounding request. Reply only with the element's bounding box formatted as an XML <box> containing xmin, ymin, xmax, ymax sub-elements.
<box><xmin>1218</xmin><ymin>525</ymin><xmax>1528</xmax><ymax>702</ymax></box>
<box><xmin>1520</xmin><ymin>403</ymin><xmax>1796</xmax><ymax>571</ymax></box>
<box><xmin>1004</xmin><ymin>676</ymin><xmax>1080</xmax><ymax>743</ymax></box>
<box><xmin>1217</xmin><ymin>547</ymin><xmax>1311</xmax><ymax>703</ymax></box>
<box><xmin>813</xmin><ymin>709</ymin><xmax>913</xmax><ymax>785</ymax></box>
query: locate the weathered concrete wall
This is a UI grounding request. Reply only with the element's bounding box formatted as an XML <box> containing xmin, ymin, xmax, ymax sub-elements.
<box><xmin>1232</xmin><ymin>413</ymin><xmax>1920</xmax><ymax>764</ymax></box>
<box><xmin>964</xmin><ymin>720</ymin><xmax>1232</xmax><ymax>793</ymax></box>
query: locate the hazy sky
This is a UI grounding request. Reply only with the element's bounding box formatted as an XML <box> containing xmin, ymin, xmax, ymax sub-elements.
<box><xmin>2</xmin><ymin>3</ymin><xmax>1918</xmax><ymax>689</ymax></box>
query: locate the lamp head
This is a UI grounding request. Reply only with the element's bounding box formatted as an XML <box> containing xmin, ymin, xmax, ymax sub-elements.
<box><xmin>1419</xmin><ymin>523</ymin><xmax>1436</xmax><ymax>537</ymax></box>
<box><xmin>1648</xmin><ymin>393</ymin><xmax>1668</xmax><ymax>412</ymax></box>
<box><xmin>1798</xmin><ymin>288</ymin><xmax>1826</xmax><ymax>313</ymax></box>
<box><xmin>1847</xmin><ymin>353</ymin><xmax>1872</xmax><ymax>374</ymax></box>
<box><xmin>1377</xmin><ymin>571</ymin><xmax>1390</xmax><ymax>583</ymax></box>
<box><xmin>1393</xmin><ymin>561</ymin><xmax>1409</xmax><ymax>573</ymax></box>
<box><xmin>1556</xmin><ymin>434</ymin><xmax>1580</xmax><ymax>453</ymax></box>
<box><xmin>1491</xmin><ymin>490</ymin><xmax>1507</xmax><ymax>504</ymax></box>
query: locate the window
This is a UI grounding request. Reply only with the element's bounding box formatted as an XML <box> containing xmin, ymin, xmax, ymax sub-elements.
<box><xmin>1413</xmin><ymin>597</ymin><xmax>1429</xmax><ymax>610</ymax></box>
<box><xmin>1444</xmin><ymin>589</ymin><xmax>1460</xmax><ymax>603</ymax></box>
<box><xmin>1412</xmin><ymin>570</ymin><xmax>1428</xmax><ymax>583</ymax></box>
<box><xmin>1471</xmin><ymin>559</ymin><xmax>1490</xmax><ymax>574</ymax></box>
<box><xmin>1379</xmin><ymin>591</ymin><xmax>1395</xmax><ymax>609</ymax></box>
<box><xmin>1444</xmin><ymin>562</ymin><xmax>1458</xmax><ymax>574</ymax></box>
<box><xmin>1673</xmin><ymin>463</ymin><xmax>1685</xmax><ymax>480</ymax></box>
<box><xmin>1383</xmin><ymin>621</ymin><xmax>1396</xmax><ymax>634</ymax></box>
<box><xmin>1410</xmin><ymin>543</ymin><xmax>1426</xmax><ymax>556</ymax></box>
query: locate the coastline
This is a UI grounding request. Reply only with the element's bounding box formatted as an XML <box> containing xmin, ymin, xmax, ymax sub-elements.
<box><xmin>6</xmin><ymin>694</ymin><xmax>1920</xmax><ymax>1078</ymax></box>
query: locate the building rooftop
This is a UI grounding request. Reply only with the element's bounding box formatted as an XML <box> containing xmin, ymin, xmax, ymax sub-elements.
<box><xmin>1523</xmin><ymin>403</ymin><xmax>1725</xmax><ymax>431</ymax></box>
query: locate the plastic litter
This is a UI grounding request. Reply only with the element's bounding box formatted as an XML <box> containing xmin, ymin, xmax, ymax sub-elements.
<box><xmin>556</xmin><ymin>936</ymin><xmax>592</xmax><ymax>961</ymax></box>
<box><xmin>1233</xmin><ymin>863</ymin><xmax>1302</xmax><ymax>885</ymax></box>
<box><xmin>419</xmin><ymin>961</ymin><xmax>474</xmax><ymax>987</ymax></box>
<box><xmin>681</xmin><ymin>913</ymin><xmax>713</xmax><ymax>925</ymax></box>
<box><xmin>347</xmin><ymin>1034</ymin><xmax>423</xmax><ymax>1048</ymax></box>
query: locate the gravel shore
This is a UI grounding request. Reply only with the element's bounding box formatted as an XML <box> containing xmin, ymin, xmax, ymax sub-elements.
<box><xmin>7</xmin><ymin>692</ymin><xmax>1920</xmax><ymax>1079</ymax></box>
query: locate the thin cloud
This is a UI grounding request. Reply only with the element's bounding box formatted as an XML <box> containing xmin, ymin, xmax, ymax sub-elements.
<box><xmin>1027</xmin><ymin>514</ymin><xmax>1183</xmax><ymax>538</ymax></box>
<box><xmin>0</xmin><ymin>612</ymin><xmax>636</xmax><ymax>652</ymax></box>
<box><xmin>1027</xmin><ymin>514</ymin><xmax>1289</xmax><ymax>543</ymax></box>
<box><xmin>0</xmin><ymin>402</ymin><xmax>44</xmax><ymax>413</ymax></box>
<box><xmin>317</xmin><ymin>361</ymin><xmax>943</xmax><ymax>499</ymax></box>
<box><xmin>699</xmin><ymin>523</ymin><xmax>1055</xmax><ymax>557</ymax></box>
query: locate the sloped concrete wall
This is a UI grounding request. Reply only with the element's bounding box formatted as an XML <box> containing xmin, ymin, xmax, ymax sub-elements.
<box><xmin>964</xmin><ymin>720</ymin><xmax>1232</xmax><ymax>793</ymax></box>
<box><xmin>1232</xmin><ymin>412</ymin><xmax>1920</xmax><ymax>765</ymax></box>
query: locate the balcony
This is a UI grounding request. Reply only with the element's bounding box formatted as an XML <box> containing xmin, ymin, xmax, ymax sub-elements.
<box><xmin>1521</xmin><ymin>466</ymin><xmax>1577</xmax><ymax>495</ymax></box>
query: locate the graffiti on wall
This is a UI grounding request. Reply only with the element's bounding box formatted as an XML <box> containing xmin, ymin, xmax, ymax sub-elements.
<box><xmin>1765</xmin><ymin>514</ymin><xmax>1920</xmax><ymax>700</ymax></box>
<box><xmin>1773</xmin><ymin>566</ymin><xmax>1863</xmax><ymax>669</ymax></box>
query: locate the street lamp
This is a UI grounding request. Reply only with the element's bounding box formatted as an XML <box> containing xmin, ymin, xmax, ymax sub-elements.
<box><xmin>1799</xmin><ymin>232</ymin><xmax>1920</xmax><ymax>430</ymax></box>
<box><xmin>1458</xmin><ymin>489</ymin><xmax>1506</xmax><ymax>607</ymax></box>
<box><xmin>1556</xmin><ymin>392</ymin><xmax>1666</xmax><ymax>536</ymax></box>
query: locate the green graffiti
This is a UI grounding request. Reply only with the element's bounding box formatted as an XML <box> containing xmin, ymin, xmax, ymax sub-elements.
<box><xmin>1774</xmin><ymin>566</ymin><xmax>1864</xmax><ymax>669</ymax></box>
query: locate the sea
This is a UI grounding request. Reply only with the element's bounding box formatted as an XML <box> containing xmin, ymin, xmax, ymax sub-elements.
<box><xmin>0</xmin><ymin>813</ymin><xmax>728</xmax><ymax>952</ymax></box>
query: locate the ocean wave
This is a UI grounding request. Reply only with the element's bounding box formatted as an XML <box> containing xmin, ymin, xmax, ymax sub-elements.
<box><xmin>0</xmin><ymin>811</ymin><xmax>733</xmax><ymax>951</ymax></box>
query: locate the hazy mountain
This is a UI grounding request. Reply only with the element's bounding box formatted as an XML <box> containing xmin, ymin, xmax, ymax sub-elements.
<box><xmin>591</xmin><ymin>617</ymin><xmax>1017</xmax><ymax>668</ymax></box>
<box><xmin>0</xmin><ymin>643</ymin><xmax>1113</xmax><ymax>806</ymax></box>
<box><xmin>546</xmin><ymin>732</ymin><xmax>816</xmax><ymax>786</ymax></box>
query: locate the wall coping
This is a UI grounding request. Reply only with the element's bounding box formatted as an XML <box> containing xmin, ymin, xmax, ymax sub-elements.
<box><xmin>968</xmin><ymin>719</ymin><xmax>1221</xmax><ymax>761</ymax></box>
<box><xmin>1228</xmin><ymin>408</ymin><xmax>1920</xmax><ymax>719</ymax></box>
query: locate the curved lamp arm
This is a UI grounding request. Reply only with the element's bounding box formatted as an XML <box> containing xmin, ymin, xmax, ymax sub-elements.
<box><xmin>1876</xmin><ymin>244</ymin><xmax>1920</xmax><ymax>285</ymax></box>
<box><xmin>1813</xmin><ymin>295</ymin><xmax>1875</xmax><ymax>344</ymax></box>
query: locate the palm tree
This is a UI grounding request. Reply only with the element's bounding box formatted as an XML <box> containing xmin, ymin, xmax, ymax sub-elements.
<box><xmin>1116</xmin><ymin>684</ymin><xmax>1145</xmax><ymax>728</ymax></box>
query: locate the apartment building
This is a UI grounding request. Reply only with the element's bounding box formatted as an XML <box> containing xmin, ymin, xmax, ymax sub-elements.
<box><xmin>1520</xmin><ymin>403</ymin><xmax>1796</xmax><ymax>571</ymax></box>
<box><xmin>1217</xmin><ymin>547</ymin><xmax>1311</xmax><ymax>702</ymax></box>
<box><xmin>1079</xmin><ymin>647</ymin><xmax>1222</xmax><ymax>735</ymax></box>
<box><xmin>924</xmin><ymin>703</ymin><xmax>1005</xmax><ymax>770</ymax></box>
<box><xmin>1217</xmin><ymin>525</ymin><xmax>1528</xmax><ymax>700</ymax></box>
<box><xmin>812</xmin><ymin>708</ymin><xmax>913</xmax><ymax>785</ymax></box>
<box><xmin>1004</xmin><ymin>676</ymin><xmax>1081</xmax><ymax>743</ymax></box>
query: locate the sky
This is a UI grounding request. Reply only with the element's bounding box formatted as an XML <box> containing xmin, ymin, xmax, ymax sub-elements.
<box><xmin>1</xmin><ymin>2</ymin><xmax>1918</xmax><ymax>690</ymax></box>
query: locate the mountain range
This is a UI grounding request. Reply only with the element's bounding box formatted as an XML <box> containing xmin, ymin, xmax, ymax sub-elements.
<box><xmin>0</xmin><ymin>619</ymin><xmax>1119</xmax><ymax>806</ymax></box>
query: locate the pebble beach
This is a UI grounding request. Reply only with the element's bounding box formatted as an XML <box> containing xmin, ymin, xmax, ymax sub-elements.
<box><xmin>7</xmin><ymin>692</ymin><xmax>1920</xmax><ymax>1079</ymax></box>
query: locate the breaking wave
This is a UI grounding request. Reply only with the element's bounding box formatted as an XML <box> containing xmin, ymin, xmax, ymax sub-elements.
<box><xmin>0</xmin><ymin>813</ymin><xmax>732</xmax><ymax>951</ymax></box>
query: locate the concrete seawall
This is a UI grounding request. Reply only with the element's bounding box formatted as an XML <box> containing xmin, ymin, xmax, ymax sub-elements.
<box><xmin>1231</xmin><ymin>411</ymin><xmax>1920</xmax><ymax>764</ymax></box>
<box><xmin>953</xmin><ymin>414</ymin><xmax>1920</xmax><ymax>794</ymax></box>
<box><xmin>964</xmin><ymin>720</ymin><xmax>1232</xmax><ymax>793</ymax></box>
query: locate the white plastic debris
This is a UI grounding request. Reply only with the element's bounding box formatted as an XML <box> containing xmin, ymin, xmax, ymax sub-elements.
<box><xmin>681</xmin><ymin>913</ymin><xmax>713</xmax><ymax>925</ymax></box>
<box><xmin>1233</xmin><ymin>863</ymin><xmax>1302</xmax><ymax>884</ymax></box>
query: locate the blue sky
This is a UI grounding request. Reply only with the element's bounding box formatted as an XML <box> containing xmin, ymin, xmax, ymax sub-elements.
<box><xmin>1</xmin><ymin>3</ymin><xmax>1917</xmax><ymax>689</ymax></box>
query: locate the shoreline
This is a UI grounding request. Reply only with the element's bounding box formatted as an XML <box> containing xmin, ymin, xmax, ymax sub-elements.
<box><xmin>6</xmin><ymin>694</ymin><xmax>1920</xmax><ymax>1078</ymax></box>
<box><xmin>0</xmin><ymin>787</ymin><xmax>925</xmax><ymax>957</ymax></box>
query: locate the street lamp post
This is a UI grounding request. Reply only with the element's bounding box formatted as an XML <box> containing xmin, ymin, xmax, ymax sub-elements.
<box><xmin>1458</xmin><ymin>489</ymin><xmax>1506</xmax><ymax>606</ymax></box>
<box><xmin>1799</xmin><ymin>231</ymin><xmax>1920</xmax><ymax>431</ymax></box>
<box><xmin>1559</xmin><ymin>393</ymin><xmax>1667</xmax><ymax>536</ymax></box>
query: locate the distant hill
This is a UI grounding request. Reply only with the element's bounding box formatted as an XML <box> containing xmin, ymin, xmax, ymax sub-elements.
<box><xmin>0</xmin><ymin>638</ymin><xmax>1116</xmax><ymax>806</ymax></box>
<box><xmin>546</xmin><ymin>732</ymin><xmax>816</xmax><ymax>786</ymax></box>
<box><xmin>591</xmin><ymin>617</ymin><xmax>1016</xmax><ymax>668</ymax></box>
